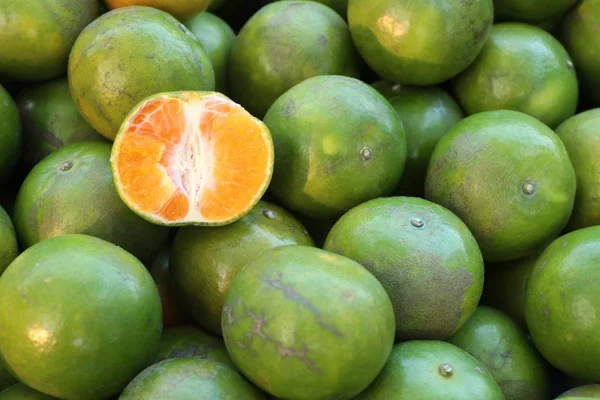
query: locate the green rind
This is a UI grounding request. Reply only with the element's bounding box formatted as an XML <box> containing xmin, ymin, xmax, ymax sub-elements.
<box><xmin>68</xmin><ymin>6</ymin><xmax>215</xmax><ymax>140</ymax></box>
<box><xmin>324</xmin><ymin>196</ymin><xmax>484</xmax><ymax>340</ymax></box>
<box><xmin>453</xmin><ymin>23</ymin><xmax>579</xmax><ymax>129</ymax></box>
<box><xmin>525</xmin><ymin>226</ymin><xmax>600</xmax><ymax>382</ymax></box>
<box><xmin>170</xmin><ymin>200</ymin><xmax>313</xmax><ymax>334</ymax></box>
<box><xmin>13</xmin><ymin>141</ymin><xmax>170</xmax><ymax>263</ymax></box>
<box><xmin>493</xmin><ymin>0</ymin><xmax>578</xmax><ymax>22</ymax></box>
<box><xmin>0</xmin><ymin>234</ymin><xmax>162</xmax><ymax>400</ymax></box>
<box><xmin>0</xmin><ymin>384</ymin><xmax>57</xmax><ymax>399</ymax></box>
<box><xmin>110</xmin><ymin>91</ymin><xmax>274</xmax><ymax>227</ymax></box>
<box><xmin>222</xmin><ymin>245</ymin><xmax>395</xmax><ymax>399</ymax></box>
<box><xmin>425</xmin><ymin>110</ymin><xmax>576</xmax><ymax>262</ymax></box>
<box><xmin>0</xmin><ymin>206</ymin><xmax>18</xmax><ymax>278</ymax></box>
<box><xmin>264</xmin><ymin>75</ymin><xmax>407</xmax><ymax>220</ymax></box>
<box><xmin>557</xmin><ymin>383</ymin><xmax>600</xmax><ymax>398</ymax></box>
<box><xmin>0</xmin><ymin>85</ymin><xmax>22</xmax><ymax>184</ymax></box>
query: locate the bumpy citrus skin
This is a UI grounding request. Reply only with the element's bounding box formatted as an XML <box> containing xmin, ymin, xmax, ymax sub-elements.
<box><xmin>388</xmin><ymin>87</ymin><xmax>463</xmax><ymax>196</ymax></box>
<box><xmin>325</xmin><ymin>197</ymin><xmax>483</xmax><ymax>340</ymax></box>
<box><xmin>0</xmin><ymin>0</ymin><xmax>99</xmax><ymax>82</ymax></box>
<box><xmin>0</xmin><ymin>206</ymin><xmax>18</xmax><ymax>278</ymax></box>
<box><xmin>348</xmin><ymin>0</ymin><xmax>493</xmax><ymax>85</ymax></box>
<box><xmin>355</xmin><ymin>341</ymin><xmax>504</xmax><ymax>399</ymax></box>
<box><xmin>120</xmin><ymin>358</ymin><xmax>265</xmax><ymax>400</ymax></box>
<box><xmin>182</xmin><ymin>12</ymin><xmax>235</xmax><ymax>94</ymax></box>
<box><xmin>105</xmin><ymin>0</ymin><xmax>212</xmax><ymax>19</ymax></box>
<box><xmin>0</xmin><ymin>85</ymin><xmax>22</xmax><ymax>184</ymax></box>
<box><xmin>0</xmin><ymin>235</ymin><xmax>162</xmax><ymax>400</ymax></box>
<box><xmin>68</xmin><ymin>6</ymin><xmax>215</xmax><ymax>140</ymax></box>
<box><xmin>13</xmin><ymin>142</ymin><xmax>170</xmax><ymax>263</ymax></box>
<box><xmin>482</xmin><ymin>253</ymin><xmax>539</xmax><ymax>327</ymax></box>
<box><xmin>454</xmin><ymin>23</ymin><xmax>578</xmax><ymax>129</ymax></box>
<box><xmin>494</xmin><ymin>0</ymin><xmax>577</xmax><ymax>22</ymax></box>
<box><xmin>17</xmin><ymin>78</ymin><xmax>104</xmax><ymax>164</ymax></box>
<box><xmin>264</xmin><ymin>75</ymin><xmax>407</xmax><ymax>220</ymax></box>
<box><xmin>228</xmin><ymin>1</ymin><xmax>360</xmax><ymax>118</ymax></box>
<box><xmin>558</xmin><ymin>384</ymin><xmax>600</xmax><ymax>398</ymax></box>
<box><xmin>0</xmin><ymin>384</ymin><xmax>57</xmax><ymax>399</ymax></box>
<box><xmin>560</xmin><ymin>1</ymin><xmax>600</xmax><ymax>106</ymax></box>
<box><xmin>170</xmin><ymin>201</ymin><xmax>313</xmax><ymax>334</ymax></box>
<box><xmin>526</xmin><ymin>227</ymin><xmax>600</xmax><ymax>382</ymax></box>
<box><xmin>425</xmin><ymin>110</ymin><xmax>576</xmax><ymax>262</ymax></box>
<box><xmin>222</xmin><ymin>246</ymin><xmax>395</xmax><ymax>400</ymax></box>
<box><xmin>556</xmin><ymin>110</ymin><xmax>600</xmax><ymax>230</ymax></box>
<box><xmin>155</xmin><ymin>326</ymin><xmax>234</xmax><ymax>368</ymax></box>
<box><xmin>449</xmin><ymin>306</ymin><xmax>551</xmax><ymax>400</ymax></box>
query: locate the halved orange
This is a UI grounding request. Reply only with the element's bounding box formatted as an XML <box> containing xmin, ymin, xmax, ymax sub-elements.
<box><xmin>110</xmin><ymin>92</ymin><xmax>274</xmax><ymax>226</ymax></box>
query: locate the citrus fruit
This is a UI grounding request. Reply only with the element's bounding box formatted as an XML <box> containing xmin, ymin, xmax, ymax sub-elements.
<box><xmin>560</xmin><ymin>0</ymin><xmax>600</xmax><ymax>106</ymax></box>
<box><xmin>0</xmin><ymin>85</ymin><xmax>22</xmax><ymax>184</ymax></box>
<box><xmin>155</xmin><ymin>326</ymin><xmax>234</xmax><ymax>368</ymax></box>
<box><xmin>556</xmin><ymin>109</ymin><xmax>600</xmax><ymax>230</ymax></box>
<box><xmin>68</xmin><ymin>6</ymin><xmax>215</xmax><ymax>140</ymax></box>
<box><xmin>182</xmin><ymin>12</ymin><xmax>235</xmax><ymax>94</ymax></box>
<box><xmin>482</xmin><ymin>253</ymin><xmax>539</xmax><ymax>327</ymax></box>
<box><xmin>494</xmin><ymin>0</ymin><xmax>577</xmax><ymax>22</ymax></box>
<box><xmin>0</xmin><ymin>384</ymin><xmax>57</xmax><ymax>400</ymax></box>
<box><xmin>453</xmin><ymin>23</ymin><xmax>578</xmax><ymax>129</ymax></box>
<box><xmin>348</xmin><ymin>0</ymin><xmax>493</xmax><ymax>85</ymax></box>
<box><xmin>104</xmin><ymin>0</ymin><xmax>212</xmax><ymax>19</ymax></box>
<box><xmin>355</xmin><ymin>341</ymin><xmax>504</xmax><ymax>399</ymax></box>
<box><xmin>110</xmin><ymin>91</ymin><xmax>274</xmax><ymax>226</ymax></box>
<box><xmin>388</xmin><ymin>87</ymin><xmax>464</xmax><ymax>196</ymax></box>
<box><xmin>324</xmin><ymin>197</ymin><xmax>483</xmax><ymax>340</ymax></box>
<box><xmin>0</xmin><ymin>0</ymin><xmax>99</xmax><ymax>82</ymax></box>
<box><xmin>16</xmin><ymin>77</ymin><xmax>105</xmax><ymax>165</ymax></box>
<box><xmin>558</xmin><ymin>384</ymin><xmax>600</xmax><ymax>398</ymax></box>
<box><xmin>0</xmin><ymin>206</ymin><xmax>18</xmax><ymax>277</ymax></box>
<box><xmin>449</xmin><ymin>306</ymin><xmax>551</xmax><ymax>400</ymax></box>
<box><xmin>170</xmin><ymin>200</ymin><xmax>313</xmax><ymax>334</ymax></box>
<box><xmin>222</xmin><ymin>245</ymin><xmax>395</xmax><ymax>399</ymax></box>
<box><xmin>147</xmin><ymin>247</ymin><xmax>191</xmax><ymax>327</ymax></box>
<box><xmin>425</xmin><ymin>110</ymin><xmax>576</xmax><ymax>262</ymax></box>
<box><xmin>0</xmin><ymin>234</ymin><xmax>162</xmax><ymax>399</ymax></box>
<box><xmin>120</xmin><ymin>358</ymin><xmax>265</xmax><ymax>400</ymax></box>
<box><xmin>264</xmin><ymin>75</ymin><xmax>407</xmax><ymax>220</ymax></box>
<box><xmin>228</xmin><ymin>1</ymin><xmax>360</xmax><ymax>117</ymax></box>
<box><xmin>13</xmin><ymin>142</ymin><xmax>170</xmax><ymax>263</ymax></box>
<box><xmin>525</xmin><ymin>226</ymin><xmax>600</xmax><ymax>382</ymax></box>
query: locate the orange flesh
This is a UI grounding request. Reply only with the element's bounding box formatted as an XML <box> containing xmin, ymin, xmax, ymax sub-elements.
<box><xmin>113</xmin><ymin>93</ymin><xmax>272</xmax><ymax>223</ymax></box>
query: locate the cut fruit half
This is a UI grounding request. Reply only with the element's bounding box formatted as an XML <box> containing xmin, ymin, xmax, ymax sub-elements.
<box><xmin>111</xmin><ymin>92</ymin><xmax>274</xmax><ymax>226</ymax></box>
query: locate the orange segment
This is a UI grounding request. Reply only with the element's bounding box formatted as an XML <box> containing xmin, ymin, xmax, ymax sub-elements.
<box><xmin>111</xmin><ymin>92</ymin><xmax>274</xmax><ymax>226</ymax></box>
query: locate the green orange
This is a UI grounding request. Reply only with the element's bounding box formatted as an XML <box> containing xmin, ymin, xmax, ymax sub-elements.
<box><xmin>558</xmin><ymin>384</ymin><xmax>600</xmax><ymax>399</ymax></box>
<box><xmin>0</xmin><ymin>384</ymin><xmax>56</xmax><ymax>399</ymax></box>
<box><xmin>560</xmin><ymin>0</ymin><xmax>600</xmax><ymax>106</ymax></box>
<box><xmin>13</xmin><ymin>142</ymin><xmax>170</xmax><ymax>263</ymax></box>
<box><xmin>482</xmin><ymin>253</ymin><xmax>539</xmax><ymax>327</ymax></box>
<box><xmin>120</xmin><ymin>358</ymin><xmax>265</xmax><ymax>399</ymax></box>
<box><xmin>0</xmin><ymin>85</ymin><xmax>22</xmax><ymax>184</ymax></box>
<box><xmin>348</xmin><ymin>0</ymin><xmax>493</xmax><ymax>85</ymax></box>
<box><xmin>325</xmin><ymin>197</ymin><xmax>483</xmax><ymax>340</ymax></box>
<box><xmin>170</xmin><ymin>200</ymin><xmax>313</xmax><ymax>334</ymax></box>
<box><xmin>0</xmin><ymin>0</ymin><xmax>99</xmax><ymax>82</ymax></box>
<box><xmin>453</xmin><ymin>23</ymin><xmax>578</xmax><ymax>129</ymax></box>
<box><xmin>68</xmin><ymin>6</ymin><xmax>214</xmax><ymax>140</ymax></box>
<box><xmin>228</xmin><ymin>1</ymin><xmax>360</xmax><ymax>117</ymax></box>
<box><xmin>355</xmin><ymin>341</ymin><xmax>504</xmax><ymax>399</ymax></box>
<box><xmin>556</xmin><ymin>109</ymin><xmax>600</xmax><ymax>230</ymax></box>
<box><xmin>155</xmin><ymin>326</ymin><xmax>234</xmax><ymax>368</ymax></box>
<box><xmin>17</xmin><ymin>77</ymin><xmax>104</xmax><ymax>165</ymax></box>
<box><xmin>493</xmin><ymin>0</ymin><xmax>577</xmax><ymax>22</ymax></box>
<box><xmin>0</xmin><ymin>234</ymin><xmax>162</xmax><ymax>399</ymax></box>
<box><xmin>222</xmin><ymin>245</ymin><xmax>395</xmax><ymax>399</ymax></box>
<box><xmin>264</xmin><ymin>75</ymin><xmax>406</xmax><ymax>219</ymax></box>
<box><xmin>449</xmin><ymin>306</ymin><xmax>551</xmax><ymax>400</ymax></box>
<box><xmin>182</xmin><ymin>12</ymin><xmax>235</xmax><ymax>94</ymax></box>
<box><xmin>0</xmin><ymin>206</ymin><xmax>18</xmax><ymax>278</ymax></box>
<box><xmin>388</xmin><ymin>87</ymin><xmax>463</xmax><ymax>196</ymax></box>
<box><xmin>526</xmin><ymin>226</ymin><xmax>600</xmax><ymax>382</ymax></box>
<box><xmin>425</xmin><ymin>110</ymin><xmax>576</xmax><ymax>262</ymax></box>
